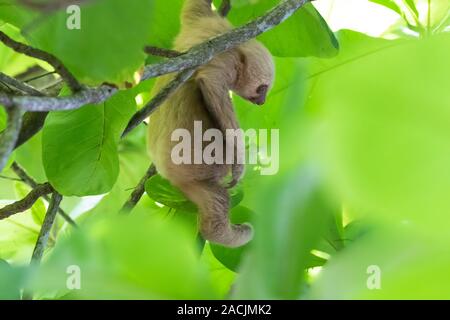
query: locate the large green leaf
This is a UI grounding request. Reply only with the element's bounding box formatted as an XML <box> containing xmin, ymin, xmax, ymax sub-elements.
<box><xmin>0</xmin><ymin>207</ymin><xmax>41</xmax><ymax>263</ymax></box>
<box><xmin>147</xmin><ymin>0</ymin><xmax>183</xmax><ymax>49</ymax></box>
<box><xmin>42</xmin><ymin>89</ymin><xmax>136</xmax><ymax>196</ymax></box>
<box><xmin>0</xmin><ymin>259</ymin><xmax>27</xmax><ymax>299</ymax></box>
<box><xmin>218</xmin><ymin>0</ymin><xmax>338</xmax><ymax>57</ymax></box>
<box><xmin>310</xmin><ymin>33</ymin><xmax>450</xmax><ymax>236</ymax></box>
<box><xmin>233</xmin><ymin>167</ymin><xmax>330</xmax><ymax>299</ymax></box>
<box><xmin>306</xmin><ymin>225</ymin><xmax>450</xmax><ymax>299</ymax></box>
<box><xmin>0</xmin><ymin>0</ymin><xmax>154</xmax><ymax>85</ymax></box>
<box><xmin>31</xmin><ymin>212</ymin><xmax>218</xmax><ymax>299</ymax></box>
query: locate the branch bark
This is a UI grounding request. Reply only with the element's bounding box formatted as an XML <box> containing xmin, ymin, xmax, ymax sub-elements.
<box><xmin>0</xmin><ymin>107</ymin><xmax>24</xmax><ymax>172</ymax></box>
<box><xmin>0</xmin><ymin>84</ymin><xmax>117</xmax><ymax>111</ymax></box>
<box><xmin>144</xmin><ymin>46</ymin><xmax>182</xmax><ymax>58</ymax></box>
<box><xmin>30</xmin><ymin>191</ymin><xmax>62</xmax><ymax>265</ymax></box>
<box><xmin>11</xmin><ymin>162</ymin><xmax>77</xmax><ymax>227</ymax></box>
<box><xmin>0</xmin><ymin>72</ymin><xmax>44</xmax><ymax>96</ymax></box>
<box><xmin>0</xmin><ymin>182</ymin><xmax>53</xmax><ymax>220</ymax></box>
<box><xmin>120</xmin><ymin>164</ymin><xmax>157</xmax><ymax>213</ymax></box>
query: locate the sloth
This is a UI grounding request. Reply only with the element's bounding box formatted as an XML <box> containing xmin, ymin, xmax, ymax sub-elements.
<box><xmin>147</xmin><ymin>0</ymin><xmax>275</xmax><ymax>247</ymax></box>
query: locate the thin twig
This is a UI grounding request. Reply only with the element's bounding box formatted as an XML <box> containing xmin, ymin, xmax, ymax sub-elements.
<box><xmin>0</xmin><ymin>84</ymin><xmax>117</xmax><ymax>111</ymax></box>
<box><xmin>11</xmin><ymin>162</ymin><xmax>77</xmax><ymax>227</ymax></box>
<box><xmin>0</xmin><ymin>107</ymin><xmax>24</xmax><ymax>172</ymax></box>
<box><xmin>122</xmin><ymin>68</ymin><xmax>195</xmax><ymax>137</ymax></box>
<box><xmin>219</xmin><ymin>0</ymin><xmax>231</xmax><ymax>17</ymax></box>
<box><xmin>30</xmin><ymin>191</ymin><xmax>62</xmax><ymax>265</ymax></box>
<box><xmin>0</xmin><ymin>31</ymin><xmax>82</xmax><ymax>92</ymax></box>
<box><xmin>120</xmin><ymin>164</ymin><xmax>157</xmax><ymax>213</ymax></box>
<box><xmin>144</xmin><ymin>46</ymin><xmax>182</xmax><ymax>58</ymax></box>
<box><xmin>0</xmin><ymin>182</ymin><xmax>53</xmax><ymax>220</ymax></box>
<box><xmin>0</xmin><ymin>72</ymin><xmax>44</xmax><ymax>96</ymax></box>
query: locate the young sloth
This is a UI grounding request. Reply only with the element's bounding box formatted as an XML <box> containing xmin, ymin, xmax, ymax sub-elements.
<box><xmin>147</xmin><ymin>0</ymin><xmax>275</xmax><ymax>247</ymax></box>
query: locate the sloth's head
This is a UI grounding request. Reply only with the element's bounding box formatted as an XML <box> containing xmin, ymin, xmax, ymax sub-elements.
<box><xmin>234</xmin><ymin>40</ymin><xmax>275</xmax><ymax>106</ymax></box>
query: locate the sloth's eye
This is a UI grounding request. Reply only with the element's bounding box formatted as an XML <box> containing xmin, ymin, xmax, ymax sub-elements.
<box><xmin>256</xmin><ymin>84</ymin><xmax>268</xmax><ymax>95</ymax></box>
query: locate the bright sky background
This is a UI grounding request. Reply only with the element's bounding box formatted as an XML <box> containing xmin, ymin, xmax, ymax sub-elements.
<box><xmin>313</xmin><ymin>0</ymin><xmax>401</xmax><ymax>37</ymax></box>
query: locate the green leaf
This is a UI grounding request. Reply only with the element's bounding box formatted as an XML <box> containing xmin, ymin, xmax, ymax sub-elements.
<box><xmin>32</xmin><ymin>212</ymin><xmax>218</xmax><ymax>299</ymax></box>
<box><xmin>369</xmin><ymin>0</ymin><xmax>402</xmax><ymax>15</ymax></box>
<box><xmin>145</xmin><ymin>174</ymin><xmax>244</xmax><ymax>212</ymax></box>
<box><xmin>0</xmin><ymin>209</ymin><xmax>40</xmax><ymax>263</ymax></box>
<box><xmin>233</xmin><ymin>167</ymin><xmax>330</xmax><ymax>299</ymax></box>
<box><xmin>42</xmin><ymin>89</ymin><xmax>136</xmax><ymax>196</ymax></box>
<box><xmin>404</xmin><ymin>0</ymin><xmax>419</xmax><ymax>17</ymax></box>
<box><xmin>147</xmin><ymin>0</ymin><xmax>183</xmax><ymax>49</ymax></box>
<box><xmin>0</xmin><ymin>0</ymin><xmax>154</xmax><ymax>85</ymax></box>
<box><xmin>306</xmin><ymin>225</ymin><xmax>450</xmax><ymax>299</ymax></box>
<box><xmin>215</xmin><ymin>0</ymin><xmax>338</xmax><ymax>58</ymax></box>
<box><xmin>310</xmin><ymin>33</ymin><xmax>450</xmax><ymax>236</ymax></box>
<box><xmin>0</xmin><ymin>259</ymin><xmax>27</xmax><ymax>299</ymax></box>
<box><xmin>0</xmin><ymin>23</ymin><xmax>41</xmax><ymax>76</ymax></box>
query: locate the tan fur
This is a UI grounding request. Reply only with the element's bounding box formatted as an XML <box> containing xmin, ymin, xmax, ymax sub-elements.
<box><xmin>147</xmin><ymin>0</ymin><xmax>275</xmax><ymax>247</ymax></box>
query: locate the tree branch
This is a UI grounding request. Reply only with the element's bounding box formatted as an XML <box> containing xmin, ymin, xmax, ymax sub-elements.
<box><xmin>0</xmin><ymin>72</ymin><xmax>44</xmax><ymax>96</ymax></box>
<box><xmin>0</xmin><ymin>0</ymin><xmax>308</xmax><ymax>114</ymax></box>
<box><xmin>120</xmin><ymin>164</ymin><xmax>157</xmax><ymax>213</ymax></box>
<box><xmin>30</xmin><ymin>191</ymin><xmax>62</xmax><ymax>265</ymax></box>
<box><xmin>0</xmin><ymin>31</ymin><xmax>82</xmax><ymax>92</ymax></box>
<box><xmin>0</xmin><ymin>106</ymin><xmax>24</xmax><ymax>172</ymax></box>
<box><xmin>144</xmin><ymin>46</ymin><xmax>182</xmax><ymax>58</ymax></box>
<box><xmin>122</xmin><ymin>68</ymin><xmax>195</xmax><ymax>137</ymax></box>
<box><xmin>141</xmin><ymin>0</ymin><xmax>308</xmax><ymax>81</ymax></box>
<box><xmin>0</xmin><ymin>84</ymin><xmax>117</xmax><ymax>111</ymax></box>
<box><xmin>0</xmin><ymin>182</ymin><xmax>53</xmax><ymax>220</ymax></box>
<box><xmin>11</xmin><ymin>162</ymin><xmax>77</xmax><ymax>227</ymax></box>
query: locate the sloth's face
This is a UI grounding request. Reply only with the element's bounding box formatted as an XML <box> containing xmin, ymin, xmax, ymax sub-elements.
<box><xmin>234</xmin><ymin>40</ymin><xmax>275</xmax><ymax>106</ymax></box>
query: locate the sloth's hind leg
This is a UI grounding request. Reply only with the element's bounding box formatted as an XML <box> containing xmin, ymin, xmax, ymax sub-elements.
<box><xmin>177</xmin><ymin>180</ymin><xmax>253</xmax><ymax>248</ymax></box>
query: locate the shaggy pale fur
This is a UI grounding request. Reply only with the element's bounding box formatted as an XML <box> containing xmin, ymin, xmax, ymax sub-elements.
<box><xmin>147</xmin><ymin>0</ymin><xmax>274</xmax><ymax>247</ymax></box>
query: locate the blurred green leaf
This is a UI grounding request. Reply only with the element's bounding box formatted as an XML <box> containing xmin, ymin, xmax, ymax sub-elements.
<box><xmin>32</xmin><ymin>212</ymin><xmax>218</xmax><ymax>299</ymax></box>
<box><xmin>306</xmin><ymin>225</ymin><xmax>450</xmax><ymax>299</ymax></box>
<box><xmin>369</xmin><ymin>0</ymin><xmax>402</xmax><ymax>15</ymax></box>
<box><xmin>311</xmin><ymin>33</ymin><xmax>450</xmax><ymax>236</ymax></box>
<box><xmin>234</xmin><ymin>167</ymin><xmax>330</xmax><ymax>299</ymax></box>
<box><xmin>0</xmin><ymin>259</ymin><xmax>27</xmax><ymax>299</ymax></box>
<box><xmin>42</xmin><ymin>89</ymin><xmax>136</xmax><ymax>196</ymax></box>
<box><xmin>0</xmin><ymin>210</ymin><xmax>40</xmax><ymax>263</ymax></box>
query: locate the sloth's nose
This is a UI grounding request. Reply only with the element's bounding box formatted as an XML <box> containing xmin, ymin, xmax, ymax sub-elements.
<box><xmin>249</xmin><ymin>95</ymin><xmax>266</xmax><ymax>105</ymax></box>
